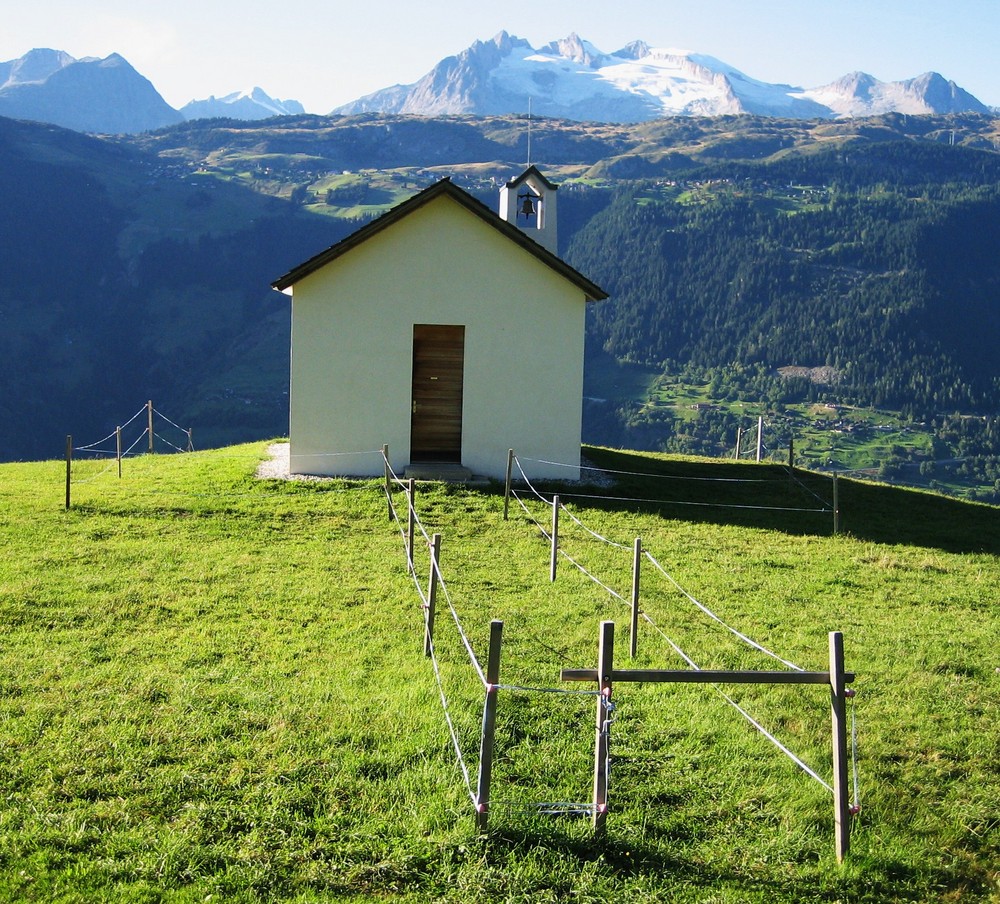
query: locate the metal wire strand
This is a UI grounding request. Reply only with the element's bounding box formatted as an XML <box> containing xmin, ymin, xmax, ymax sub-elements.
<box><xmin>851</xmin><ymin>693</ymin><xmax>861</xmax><ymax>811</ymax></box>
<box><xmin>638</xmin><ymin>615</ymin><xmax>834</xmax><ymax>794</ymax></box>
<box><xmin>558</xmin><ymin>500</ymin><xmax>630</xmax><ymax>550</ymax></box>
<box><xmin>385</xmin><ymin>473</ymin><xmax>487</xmax><ymax>687</ymax></box>
<box><xmin>153</xmin><ymin>431</ymin><xmax>189</xmax><ymax>454</ymax></box>
<box><xmin>151</xmin><ymin>407</ymin><xmax>190</xmax><ymax>435</ymax></box>
<box><xmin>426</xmin><ymin>635</ymin><xmax>478</xmax><ymax>806</ymax></box>
<box><xmin>518</xmin><ymin>454</ymin><xmax>787</xmax><ymax>483</ymax></box>
<box><xmin>643</xmin><ymin>551</ymin><xmax>805</xmax><ymax>672</ymax></box>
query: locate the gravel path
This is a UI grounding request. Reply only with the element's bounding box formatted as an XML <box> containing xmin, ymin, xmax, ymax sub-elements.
<box><xmin>255</xmin><ymin>442</ymin><xmax>339</xmax><ymax>482</ymax></box>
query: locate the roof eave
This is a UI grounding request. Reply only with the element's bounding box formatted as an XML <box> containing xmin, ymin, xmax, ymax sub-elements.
<box><xmin>271</xmin><ymin>177</ymin><xmax>607</xmax><ymax>302</ymax></box>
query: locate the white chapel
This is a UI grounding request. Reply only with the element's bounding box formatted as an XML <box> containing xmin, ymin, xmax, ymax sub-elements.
<box><xmin>271</xmin><ymin>167</ymin><xmax>607</xmax><ymax>480</ymax></box>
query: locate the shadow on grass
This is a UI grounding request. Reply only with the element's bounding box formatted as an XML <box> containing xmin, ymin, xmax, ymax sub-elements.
<box><xmin>474</xmin><ymin>827</ymin><xmax>939</xmax><ymax>902</ymax></box>
<box><xmin>512</xmin><ymin>447</ymin><xmax>1000</xmax><ymax>556</ymax></box>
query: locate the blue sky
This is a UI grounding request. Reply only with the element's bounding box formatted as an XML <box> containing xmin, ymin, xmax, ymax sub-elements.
<box><xmin>4</xmin><ymin>0</ymin><xmax>998</xmax><ymax>112</ymax></box>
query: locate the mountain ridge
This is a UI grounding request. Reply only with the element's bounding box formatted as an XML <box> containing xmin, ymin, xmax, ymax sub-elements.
<box><xmin>180</xmin><ymin>88</ymin><xmax>305</xmax><ymax>122</ymax></box>
<box><xmin>0</xmin><ymin>49</ymin><xmax>304</xmax><ymax>134</ymax></box>
<box><xmin>333</xmin><ymin>31</ymin><xmax>989</xmax><ymax>122</ymax></box>
<box><xmin>0</xmin><ymin>35</ymin><xmax>991</xmax><ymax>135</ymax></box>
<box><xmin>0</xmin><ymin>50</ymin><xmax>183</xmax><ymax>133</ymax></box>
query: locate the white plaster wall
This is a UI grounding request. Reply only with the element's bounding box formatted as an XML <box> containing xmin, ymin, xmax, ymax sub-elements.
<box><xmin>287</xmin><ymin>194</ymin><xmax>587</xmax><ymax>480</ymax></box>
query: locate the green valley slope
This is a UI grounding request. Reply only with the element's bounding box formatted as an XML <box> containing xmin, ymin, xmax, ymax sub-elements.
<box><xmin>2</xmin><ymin>112</ymin><xmax>1000</xmax><ymax>500</ymax></box>
<box><xmin>0</xmin><ymin>443</ymin><xmax>997</xmax><ymax>900</ymax></box>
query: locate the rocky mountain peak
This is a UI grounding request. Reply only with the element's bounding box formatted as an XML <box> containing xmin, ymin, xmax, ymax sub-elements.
<box><xmin>542</xmin><ymin>33</ymin><xmax>605</xmax><ymax>68</ymax></box>
<box><xmin>614</xmin><ymin>40</ymin><xmax>651</xmax><ymax>61</ymax></box>
<box><xmin>331</xmin><ymin>33</ymin><xmax>989</xmax><ymax>122</ymax></box>
<box><xmin>1</xmin><ymin>47</ymin><xmax>74</xmax><ymax>87</ymax></box>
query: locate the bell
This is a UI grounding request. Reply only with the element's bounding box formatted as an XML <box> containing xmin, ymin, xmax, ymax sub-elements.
<box><xmin>519</xmin><ymin>195</ymin><xmax>536</xmax><ymax>217</ymax></box>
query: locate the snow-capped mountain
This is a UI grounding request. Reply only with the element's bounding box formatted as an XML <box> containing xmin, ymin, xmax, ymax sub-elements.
<box><xmin>180</xmin><ymin>87</ymin><xmax>305</xmax><ymax>121</ymax></box>
<box><xmin>0</xmin><ymin>48</ymin><xmax>76</xmax><ymax>87</ymax></box>
<box><xmin>332</xmin><ymin>31</ymin><xmax>989</xmax><ymax>122</ymax></box>
<box><xmin>0</xmin><ymin>49</ymin><xmax>304</xmax><ymax>133</ymax></box>
<box><xmin>796</xmin><ymin>71</ymin><xmax>986</xmax><ymax>118</ymax></box>
<box><xmin>1</xmin><ymin>37</ymin><xmax>989</xmax><ymax>136</ymax></box>
<box><xmin>0</xmin><ymin>49</ymin><xmax>183</xmax><ymax>133</ymax></box>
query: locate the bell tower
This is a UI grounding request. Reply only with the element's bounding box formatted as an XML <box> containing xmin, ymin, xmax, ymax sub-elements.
<box><xmin>499</xmin><ymin>166</ymin><xmax>559</xmax><ymax>255</ymax></box>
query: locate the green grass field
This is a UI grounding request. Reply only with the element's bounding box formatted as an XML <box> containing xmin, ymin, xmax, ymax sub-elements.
<box><xmin>1</xmin><ymin>443</ymin><xmax>998</xmax><ymax>902</ymax></box>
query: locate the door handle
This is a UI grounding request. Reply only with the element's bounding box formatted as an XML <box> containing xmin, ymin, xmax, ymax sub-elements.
<box><xmin>412</xmin><ymin>400</ymin><xmax>418</xmax><ymax>414</ymax></box>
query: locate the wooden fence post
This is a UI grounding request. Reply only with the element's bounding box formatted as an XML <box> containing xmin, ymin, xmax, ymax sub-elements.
<box><xmin>424</xmin><ymin>533</ymin><xmax>441</xmax><ymax>657</ymax></box>
<box><xmin>407</xmin><ymin>477</ymin><xmax>416</xmax><ymax>573</ymax></box>
<box><xmin>383</xmin><ymin>444</ymin><xmax>392</xmax><ymax>522</ymax></box>
<box><xmin>116</xmin><ymin>426</ymin><xmax>122</xmax><ymax>479</ymax></box>
<box><xmin>186</xmin><ymin>428</ymin><xmax>194</xmax><ymax>452</ymax></box>
<box><xmin>65</xmin><ymin>435</ymin><xmax>72</xmax><ymax>510</ymax></box>
<box><xmin>503</xmin><ymin>448</ymin><xmax>514</xmax><ymax>521</ymax></box>
<box><xmin>788</xmin><ymin>439</ymin><xmax>794</xmax><ymax>477</ymax></box>
<box><xmin>734</xmin><ymin>427</ymin><xmax>743</xmax><ymax>459</ymax></box>
<box><xmin>593</xmin><ymin>620</ymin><xmax>615</xmax><ymax>834</ymax></box>
<box><xmin>832</xmin><ymin>473</ymin><xmax>840</xmax><ymax>535</ymax></box>
<box><xmin>147</xmin><ymin>400</ymin><xmax>154</xmax><ymax>454</ymax></box>
<box><xmin>630</xmin><ymin>538</ymin><xmax>641</xmax><ymax>659</ymax></box>
<box><xmin>829</xmin><ymin>631</ymin><xmax>851</xmax><ymax>862</ymax></box>
<box><xmin>549</xmin><ymin>495</ymin><xmax>560</xmax><ymax>582</ymax></box>
<box><xmin>756</xmin><ymin>415</ymin><xmax>764</xmax><ymax>462</ymax></box>
<box><xmin>476</xmin><ymin>619</ymin><xmax>503</xmax><ymax>832</ymax></box>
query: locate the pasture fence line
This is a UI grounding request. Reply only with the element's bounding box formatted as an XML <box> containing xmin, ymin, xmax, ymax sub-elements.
<box><xmin>65</xmin><ymin>400</ymin><xmax>195</xmax><ymax>509</ymax></box>
<box><xmin>504</xmin><ymin>460</ymin><xmax>798</xmax><ymax>668</ymax></box>
<box><xmin>59</xmin><ymin>435</ymin><xmax>861</xmax><ymax>854</ymax></box>
<box><xmin>285</xmin><ymin>448</ymin><xmax>386</xmax><ymax>466</ymax></box>
<box><xmin>511</xmin><ymin>455</ymin><xmax>811</xmax><ymax>670</ymax></box>
<box><xmin>389</xmin><ymin>447</ymin><xmax>859</xmax><ymax>853</ymax></box>
<box><xmin>507</xmin><ymin>450</ymin><xmax>860</xmax><ymax>858</ymax></box>
<box><xmin>504</xmin><ymin>450</ymin><xmax>840</xmax><ymax>534</ymax></box>
<box><xmin>65</xmin><ymin>427</ymin><xmax>390</xmax><ymax>511</ymax></box>
<box><xmin>381</xmin><ymin>446</ymin><xmax>419</xmax><ymax>573</ymax></box>
<box><xmin>64</xmin><ymin>436</ymin><xmax>388</xmax><ymax>510</ymax></box>
<box><xmin>382</xmin><ymin>447</ymin><xmax>488</xmax><ymax>816</ymax></box>
<box><xmin>562</xmin><ymin>622</ymin><xmax>857</xmax><ymax>859</ymax></box>
<box><xmin>381</xmin><ymin>445</ymin><xmax>600</xmax><ymax>830</ymax></box>
<box><xmin>508</xmin><ymin>453</ymin><xmax>814</xmax><ymax>667</ymax></box>
<box><xmin>741</xmin><ymin>416</ymin><xmax>987</xmax><ymax>504</ymax></box>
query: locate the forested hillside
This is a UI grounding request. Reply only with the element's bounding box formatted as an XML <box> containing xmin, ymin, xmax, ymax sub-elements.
<box><xmin>564</xmin><ymin>138</ymin><xmax>1000</xmax><ymax>497</ymax></box>
<box><xmin>574</xmin><ymin>146</ymin><xmax>1000</xmax><ymax>415</ymax></box>
<box><xmin>2</xmin><ymin>111</ymin><xmax>999</xmax><ymax>498</ymax></box>
<box><xmin>0</xmin><ymin>118</ymin><xmax>341</xmax><ymax>459</ymax></box>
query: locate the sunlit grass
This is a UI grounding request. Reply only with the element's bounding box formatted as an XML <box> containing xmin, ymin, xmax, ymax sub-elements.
<box><xmin>0</xmin><ymin>443</ymin><xmax>997</xmax><ymax>901</ymax></box>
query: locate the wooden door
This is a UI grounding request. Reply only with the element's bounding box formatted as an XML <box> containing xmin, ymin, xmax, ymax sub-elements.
<box><xmin>410</xmin><ymin>324</ymin><xmax>465</xmax><ymax>461</ymax></box>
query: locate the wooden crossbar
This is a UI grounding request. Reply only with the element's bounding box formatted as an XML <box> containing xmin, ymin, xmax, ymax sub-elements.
<box><xmin>565</xmin><ymin>622</ymin><xmax>855</xmax><ymax>861</ymax></box>
<box><xmin>561</xmin><ymin>668</ymin><xmax>855</xmax><ymax>685</ymax></box>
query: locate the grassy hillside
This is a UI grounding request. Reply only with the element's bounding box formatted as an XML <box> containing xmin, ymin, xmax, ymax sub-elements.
<box><xmin>1</xmin><ymin>444</ymin><xmax>997</xmax><ymax>901</ymax></box>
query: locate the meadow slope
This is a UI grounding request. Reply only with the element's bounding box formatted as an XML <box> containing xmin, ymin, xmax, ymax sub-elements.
<box><xmin>0</xmin><ymin>443</ymin><xmax>997</xmax><ymax>902</ymax></box>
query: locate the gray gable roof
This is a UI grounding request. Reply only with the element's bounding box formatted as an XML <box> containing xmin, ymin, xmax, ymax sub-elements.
<box><xmin>505</xmin><ymin>165</ymin><xmax>558</xmax><ymax>191</ymax></box>
<box><xmin>271</xmin><ymin>177</ymin><xmax>608</xmax><ymax>301</ymax></box>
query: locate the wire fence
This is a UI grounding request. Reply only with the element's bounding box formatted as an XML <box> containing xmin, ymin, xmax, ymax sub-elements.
<box><xmin>57</xmin><ymin>433</ymin><xmax>862</xmax><ymax>835</ymax></box>
<box><xmin>733</xmin><ymin>413</ymin><xmax>994</xmax><ymax>506</ymax></box>
<box><xmin>516</xmin><ymin>452</ymin><xmax>835</xmax><ymax>521</ymax></box>
<box><xmin>509</xmin><ymin>452</ymin><xmax>861</xmax><ymax>814</ymax></box>
<box><xmin>65</xmin><ymin>402</ymin><xmax>200</xmax><ymax>506</ymax></box>
<box><xmin>70</xmin><ymin>402</ymin><xmax>193</xmax><ymax>462</ymax></box>
<box><xmin>382</xmin><ymin>452</ymin><xmax>601</xmax><ymax>822</ymax></box>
